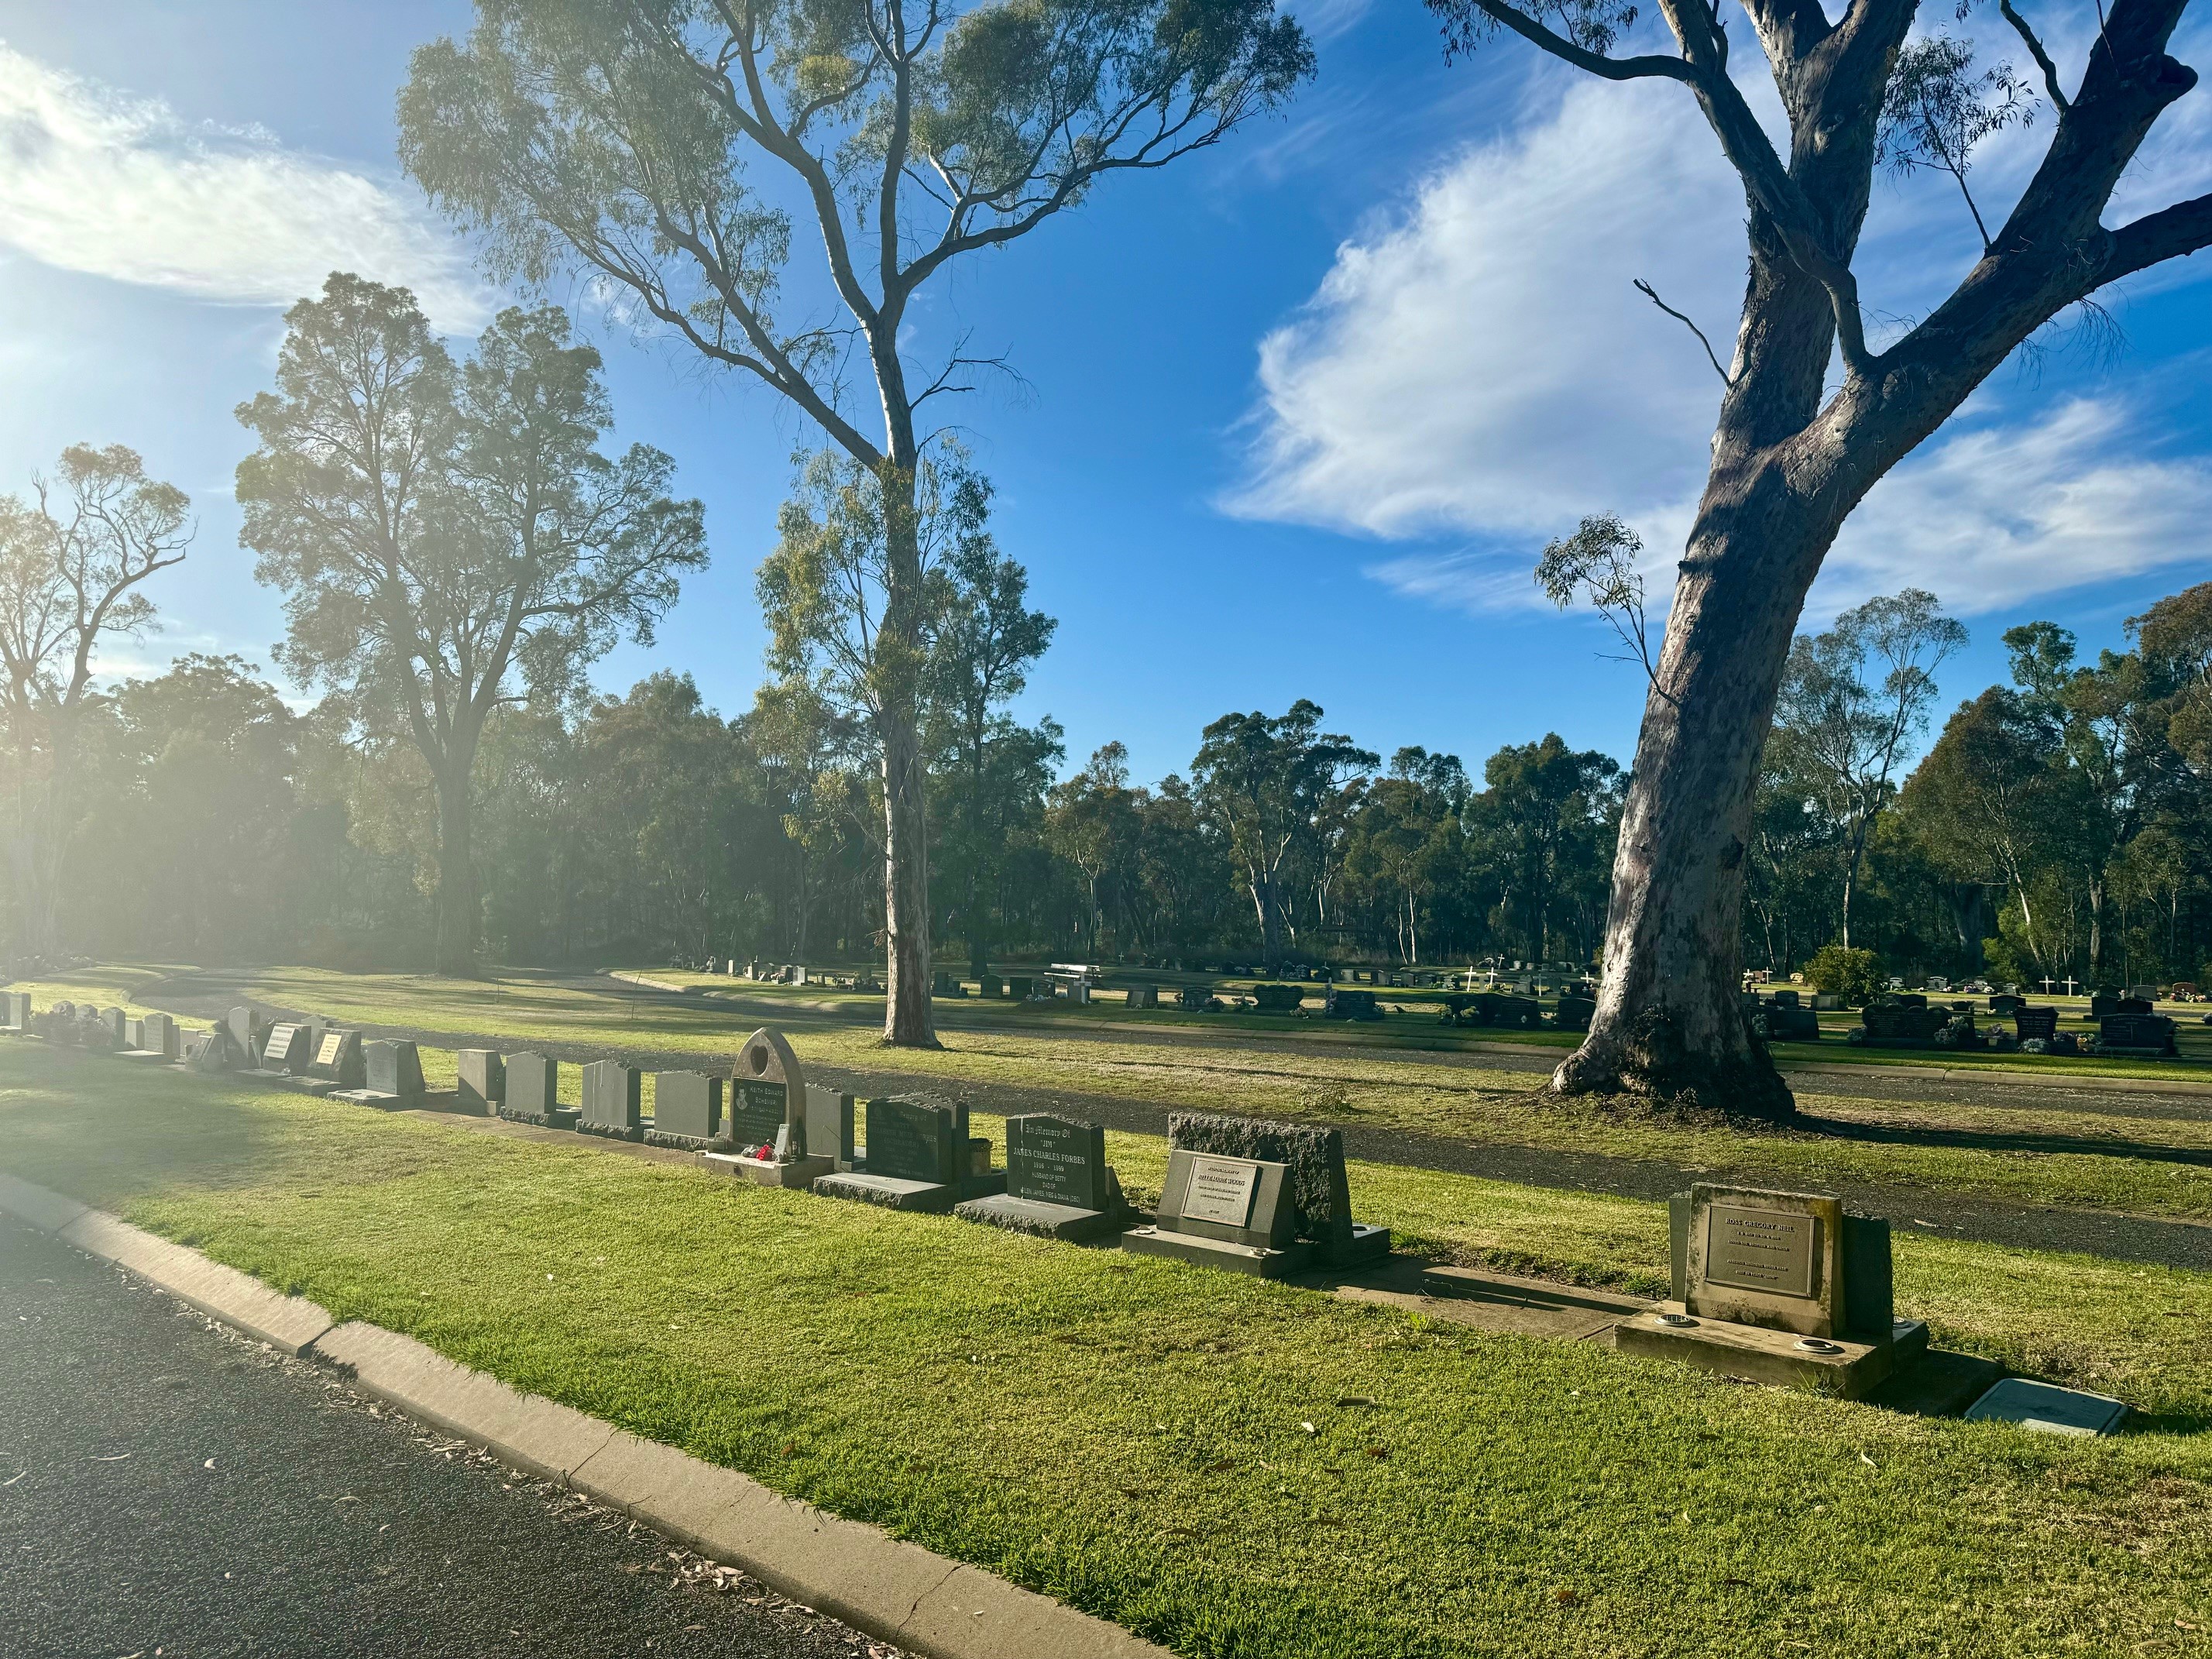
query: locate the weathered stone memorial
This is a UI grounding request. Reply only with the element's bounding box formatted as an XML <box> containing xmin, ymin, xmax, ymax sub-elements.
<box><xmin>226</xmin><ymin>1006</ymin><xmax>266</xmax><ymax>1061</ymax></box>
<box><xmin>500</xmin><ymin>1051</ymin><xmax>576</xmax><ymax>1128</ymax></box>
<box><xmin>1125</xmin><ymin>984</ymin><xmax>1158</xmax><ymax>1009</ymax></box>
<box><xmin>1613</xmin><ymin>1183</ymin><xmax>1927</xmax><ymax>1396</ymax></box>
<box><xmin>456</xmin><ymin>1049</ymin><xmax>504</xmax><ymax>1115</ymax></box>
<box><xmin>805</xmin><ymin>1083</ymin><xmax>859</xmax><ymax>1173</ymax></box>
<box><xmin>1122</xmin><ymin>1113</ymin><xmax>1390</xmax><ymax>1278</ymax></box>
<box><xmin>103</xmin><ymin>1007</ymin><xmax>129</xmax><ymax>1047</ymax></box>
<box><xmin>333</xmin><ymin>1039</ymin><xmax>428</xmax><ymax>1110</ymax></box>
<box><xmin>813</xmin><ymin>1095</ymin><xmax>1002</xmax><ymax>1212</ymax></box>
<box><xmin>699</xmin><ymin>1027</ymin><xmax>835</xmax><ymax>1187</ymax></box>
<box><xmin>121</xmin><ymin>1012</ymin><xmax>178</xmax><ymax>1063</ymax></box>
<box><xmin>301</xmin><ymin>1028</ymin><xmax>366</xmax><ymax>1094</ymax></box>
<box><xmin>645</xmin><ymin>1070</ymin><xmax>724</xmax><ymax>1151</ymax></box>
<box><xmin>955</xmin><ymin>1113</ymin><xmax>1132</xmax><ymax>1240</ymax></box>
<box><xmin>579</xmin><ymin>1060</ymin><xmax>644</xmax><ymax>1140</ymax></box>
<box><xmin>187</xmin><ymin>1022</ymin><xmax>247</xmax><ymax>1074</ymax></box>
<box><xmin>249</xmin><ymin>1022</ymin><xmax>312</xmax><ymax>1078</ymax></box>
<box><xmin>1</xmin><ymin>991</ymin><xmax>30</xmax><ymax>1032</ymax></box>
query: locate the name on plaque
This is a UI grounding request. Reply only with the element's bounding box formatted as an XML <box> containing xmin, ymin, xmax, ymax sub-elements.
<box><xmin>1181</xmin><ymin>1156</ymin><xmax>1261</xmax><ymax>1228</ymax></box>
<box><xmin>315</xmin><ymin>1032</ymin><xmax>346</xmax><ymax>1067</ymax></box>
<box><xmin>727</xmin><ymin>1078</ymin><xmax>786</xmax><ymax>1143</ymax></box>
<box><xmin>1703</xmin><ymin>1204</ymin><xmax>1817</xmax><ymax>1298</ymax></box>
<box><xmin>266</xmin><ymin>1024</ymin><xmax>298</xmax><ymax>1053</ymax></box>
<box><xmin>1012</xmin><ymin>1119</ymin><xmax>1095</xmax><ymax>1206</ymax></box>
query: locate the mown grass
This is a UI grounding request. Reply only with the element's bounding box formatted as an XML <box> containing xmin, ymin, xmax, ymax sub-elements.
<box><xmin>77</xmin><ymin>965</ymin><xmax>2212</xmax><ymax>1225</ymax></box>
<box><xmin>3</xmin><ymin>1039</ymin><xmax>2210</xmax><ymax>1657</ymax></box>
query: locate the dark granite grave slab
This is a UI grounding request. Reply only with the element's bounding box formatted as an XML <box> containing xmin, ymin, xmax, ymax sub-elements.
<box><xmin>499</xmin><ymin>1051</ymin><xmax>576</xmax><ymax>1129</ymax></box>
<box><xmin>579</xmin><ymin>1060</ymin><xmax>643</xmax><ymax>1141</ymax></box>
<box><xmin>1165</xmin><ymin>1111</ymin><xmax>1388</xmax><ymax>1266</ymax></box>
<box><xmin>644</xmin><ymin>1070</ymin><xmax>723</xmax><ymax>1150</ymax></box>
<box><xmin>457</xmin><ymin>1049</ymin><xmax>504</xmax><ymax>1115</ymax></box>
<box><xmin>333</xmin><ymin>1039</ymin><xmax>427</xmax><ymax>1110</ymax></box>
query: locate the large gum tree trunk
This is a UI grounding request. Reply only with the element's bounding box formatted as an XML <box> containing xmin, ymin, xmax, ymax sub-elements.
<box><xmin>433</xmin><ymin>760</ymin><xmax>478</xmax><ymax>977</ymax></box>
<box><xmin>877</xmin><ymin>463</ymin><xmax>939</xmax><ymax>1048</ymax></box>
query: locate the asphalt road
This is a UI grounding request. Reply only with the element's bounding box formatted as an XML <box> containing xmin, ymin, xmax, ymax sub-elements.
<box><xmin>0</xmin><ymin>1218</ymin><xmax>893</xmax><ymax>1659</ymax></box>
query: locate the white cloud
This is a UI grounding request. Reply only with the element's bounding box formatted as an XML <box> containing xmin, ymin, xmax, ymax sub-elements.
<box><xmin>1224</xmin><ymin>76</ymin><xmax>1740</xmax><ymax>541</ymax></box>
<box><xmin>1826</xmin><ymin>398</ymin><xmax>2212</xmax><ymax>616</ymax></box>
<box><xmin>0</xmin><ymin>43</ymin><xmax>490</xmax><ymax>329</ymax></box>
<box><xmin>1232</xmin><ymin>59</ymin><xmax>2212</xmax><ymax>622</ymax></box>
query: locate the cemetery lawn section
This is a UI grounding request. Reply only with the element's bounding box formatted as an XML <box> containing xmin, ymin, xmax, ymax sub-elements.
<box><xmin>112</xmin><ymin>967</ymin><xmax>2212</xmax><ymax>1225</ymax></box>
<box><xmin>4</xmin><ymin>1042</ymin><xmax>2210</xmax><ymax>1659</ymax></box>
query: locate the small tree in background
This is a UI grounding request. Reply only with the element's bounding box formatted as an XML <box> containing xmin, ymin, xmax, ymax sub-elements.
<box><xmin>0</xmin><ymin>445</ymin><xmax>191</xmax><ymax>957</ymax></box>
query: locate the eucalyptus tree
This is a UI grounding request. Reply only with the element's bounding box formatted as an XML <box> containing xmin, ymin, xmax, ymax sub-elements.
<box><xmin>236</xmin><ymin>276</ymin><xmax>707</xmax><ymax>974</ymax></box>
<box><xmin>1192</xmin><ymin>702</ymin><xmax>1376</xmax><ymax>970</ymax></box>
<box><xmin>1770</xmin><ymin>589</ymin><xmax>1966</xmax><ymax>950</ymax></box>
<box><xmin>1437</xmin><ymin>0</ymin><xmax>2212</xmax><ymax>1115</ymax></box>
<box><xmin>397</xmin><ymin>0</ymin><xmax>1313</xmax><ymax>1042</ymax></box>
<box><xmin>0</xmin><ymin>445</ymin><xmax>191</xmax><ymax>954</ymax></box>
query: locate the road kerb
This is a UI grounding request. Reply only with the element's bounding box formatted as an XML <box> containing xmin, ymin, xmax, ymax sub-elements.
<box><xmin>0</xmin><ymin>1176</ymin><xmax>1177</xmax><ymax>1659</ymax></box>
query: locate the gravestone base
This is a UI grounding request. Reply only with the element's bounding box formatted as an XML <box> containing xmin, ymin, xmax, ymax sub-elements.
<box><xmin>814</xmin><ymin>1169</ymin><xmax>1006</xmax><ymax>1213</ymax></box>
<box><xmin>577</xmin><ymin>1118</ymin><xmax>644</xmax><ymax>1143</ymax></box>
<box><xmin>328</xmin><ymin>1088</ymin><xmax>424</xmax><ymax>1112</ymax></box>
<box><xmin>1121</xmin><ymin>1224</ymin><xmax>1314</xmax><ymax>1278</ymax></box>
<box><xmin>497</xmin><ymin>1103</ymin><xmax>579</xmax><ymax>1131</ymax></box>
<box><xmin>643</xmin><ymin>1128</ymin><xmax>723</xmax><ymax>1153</ymax></box>
<box><xmin>117</xmin><ymin>1048</ymin><xmax>173</xmax><ymax>1065</ymax></box>
<box><xmin>702</xmin><ymin>1150</ymin><xmax>836</xmax><ymax>1189</ymax></box>
<box><xmin>953</xmin><ymin>1192</ymin><xmax>1134</xmax><ymax>1242</ymax></box>
<box><xmin>1332</xmin><ymin>1222</ymin><xmax>1394</xmax><ymax>1267</ymax></box>
<box><xmin>1613</xmin><ymin>1304</ymin><xmax>1928</xmax><ymax>1399</ymax></box>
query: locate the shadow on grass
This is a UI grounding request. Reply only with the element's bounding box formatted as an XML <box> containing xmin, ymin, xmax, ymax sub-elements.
<box><xmin>1796</xmin><ymin>1111</ymin><xmax>2212</xmax><ymax>1170</ymax></box>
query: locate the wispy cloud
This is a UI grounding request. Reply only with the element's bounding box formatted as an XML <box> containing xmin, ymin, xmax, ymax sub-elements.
<box><xmin>0</xmin><ymin>43</ymin><xmax>490</xmax><ymax>329</ymax></box>
<box><xmin>1228</xmin><ymin>52</ymin><xmax>2212</xmax><ymax>620</ymax></box>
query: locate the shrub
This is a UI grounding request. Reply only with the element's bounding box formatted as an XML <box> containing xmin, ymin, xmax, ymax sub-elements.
<box><xmin>1803</xmin><ymin>944</ymin><xmax>1884</xmax><ymax>1007</ymax></box>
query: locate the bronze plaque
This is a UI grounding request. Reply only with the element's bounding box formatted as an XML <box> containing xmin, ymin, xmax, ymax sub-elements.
<box><xmin>1181</xmin><ymin>1156</ymin><xmax>1260</xmax><ymax>1228</ymax></box>
<box><xmin>1703</xmin><ymin>1204</ymin><xmax>1817</xmax><ymax>1298</ymax></box>
<box><xmin>315</xmin><ymin>1032</ymin><xmax>345</xmax><ymax>1067</ymax></box>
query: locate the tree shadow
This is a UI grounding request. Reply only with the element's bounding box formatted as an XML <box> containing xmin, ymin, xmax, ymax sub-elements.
<box><xmin>1794</xmin><ymin>1110</ymin><xmax>2212</xmax><ymax>1170</ymax></box>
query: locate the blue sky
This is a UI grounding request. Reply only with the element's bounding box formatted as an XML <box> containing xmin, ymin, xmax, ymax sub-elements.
<box><xmin>2</xmin><ymin>1</ymin><xmax>2208</xmax><ymax>786</ymax></box>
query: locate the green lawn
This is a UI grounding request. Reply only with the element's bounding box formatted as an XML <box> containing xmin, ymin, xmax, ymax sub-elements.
<box><xmin>2</xmin><ymin>1039</ymin><xmax>2208</xmax><ymax>1657</ymax></box>
<box><xmin>46</xmin><ymin>964</ymin><xmax>2212</xmax><ymax>1226</ymax></box>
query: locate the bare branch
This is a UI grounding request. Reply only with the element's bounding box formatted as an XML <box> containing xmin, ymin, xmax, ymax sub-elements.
<box><xmin>1633</xmin><ymin>278</ymin><xmax>1733</xmax><ymax>384</ymax></box>
<box><xmin>1999</xmin><ymin>0</ymin><xmax>2069</xmax><ymax>108</ymax></box>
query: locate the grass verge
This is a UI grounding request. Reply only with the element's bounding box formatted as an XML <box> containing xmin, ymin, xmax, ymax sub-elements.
<box><xmin>3</xmin><ymin>1041</ymin><xmax>2210</xmax><ymax>1657</ymax></box>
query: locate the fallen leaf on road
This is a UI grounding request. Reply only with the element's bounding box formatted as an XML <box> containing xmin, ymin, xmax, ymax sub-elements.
<box><xmin>89</xmin><ymin>1454</ymin><xmax>130</xmax><ymax>1462</ymax></box>
<box><xmin>204</xmin><ymin>1459</ymin><xmax>216</xmax><ymax>1470</ymax></box>
<box><xmin>2</xmin><ymin>1471</ymin><xmax>23</xmax><ymax>1486</ymax></box>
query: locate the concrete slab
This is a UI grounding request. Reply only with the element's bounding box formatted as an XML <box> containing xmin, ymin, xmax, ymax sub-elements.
<box><xmin>54</xmin><ymin>1208</ymin><xmax>335</xmax><ymax>1355</ymax></box>
<box><xmin>1121</xmin><ymin>1225</ymin><xmax>1310</xmax><ymax>1278</ymax></box>
<box><xmin>1613</xmin><ymin>1304</ymin><xmax>1924</xmax><ymax>1398</ymax></box>
<box><xmin>311</xmin><ymin>1321</ymin><xmax>616</xmax><ymax>1482</ymax></box>
<box><xmin>813</xmin><ymin>1171</ymin><xmax>959</xmax><ymax>1212</ymax></box>
<box><xmin>1328</xmin><ymin>1260</ymin><xmax>1645</xmax><ymax>1341</ymax></box>
<box><xmin>0</xmin><ymin>1171</ymin><xmax>89</xmax><ymax>1232</ymax></box>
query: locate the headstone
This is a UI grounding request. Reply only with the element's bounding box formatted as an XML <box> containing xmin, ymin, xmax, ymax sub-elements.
<box><xmin>812</xmin><ymin>1095</ymin><xmax>1001</xmax><ymax>1212</ymax></box>
<box><xmin>1</xmin><ymin>991</ymin><xmax>30</xmax><ymax>1032</ymax></box>
<box><xmin>1122</xmin><ymin>1149</ymin><xmax>1300</xmax><ymax>1275</ymax></box>
<box><xmin>122</xmin><ymin>1012</ymin><xmax>179</xmax><ymax>1063</ymax></box>
<box><xmin>500</xmin><ymin>1051</ymin><xmax>575</xmax><ymax>1128</ymax></box>
<box><xmin>456</xmin><ymin>1049</ymin><xmax>504</xmax><ymax>1115</ymax></box>
<box><xmin>579</xmin><ymin>1060</ymin><xmax>643</xmax><ymax>1140</ymax></box>
<box><xmin>956</xmin><ymin>1113</ymin><xmax>1131</xmax><ymax>1240</ymax></box>
<box><xmin>103</xmin><ymin>1007</ymin><xmax>129</xmax><ymax>1047</ymax></box>
<box><xmin>697</xmin><ymin>1026</ymin><xmax>836</xmax><ymax>1187</ymax></box>
<box><xmin>2095</xmin><ymin>1011</ymin><xmax>2178</xmax><ymax>1056</ymax></box>
<box><xmin>187</xmin><ymin>1022</ymin><xmax>246</xmax><ymax>1073</ymax></box>
<box><xmin>306</xmin><ymin>1028</ymin><xmax>365</xmax><ymax>1091</ymax></box>
<box><xmin>1123</xmin><ymin>1112</ymin><xmax>1389</xmax><ymax>1276</ymax></box>
<box><xmin>256</xmin><ymin>1022</ymin><xmax>311</xmax><ymax>1075</ymax></box>
<box><xmin>646</xmin><ymin>1070</ymin><xmax>724</xmax><ymax>1150</ymax></box>
<box><xmin>805</xmin><ymin>1083</ymin><xmax>859</xmax><ymax>1172</ymax></box>
<box><xmin>1251</xmin><ymin>984</ymin><xmax>1303</xmax><ymax>1013</ymax></box>
<box><xmin>2014</xmin><ymin>1005</ymin><xmax>2059</xmax><ymax>1042</ymax></box>
<box><xmin>1616</xmin><ymin>1182</ymin><xmax>1927</xmax><ymax>1397</ymax></box>
<box><xmin>1553</xmin><ymin>993</ymin><xmax>1597</xmax><ymax>1032</ymax></box>
<box><xmin>1125</xmin><ymin>984</ymin><xmax>1158</xmax><ymax>1009</ymax></box>
<box><xmin>1006</xmin><ymin>976</ymin><xmax>1032</xmax><ymax>1001</ymax></box>
<box><xmin>226</xmin><ymin>1006</ymin><xmax>263</xmax><ymax>1060</ymax></box>
<box><xmin>334</xmin><ymin>1040</ymin><xmax>426</xmax><ymax>1110</ymax></box>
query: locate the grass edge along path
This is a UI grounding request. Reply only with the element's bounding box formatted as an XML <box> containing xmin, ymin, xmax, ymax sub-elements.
<box><xmin>4</xmin><ymin>1046</ymin><xmax>2212</xmax><ymax>1658</ymax></box>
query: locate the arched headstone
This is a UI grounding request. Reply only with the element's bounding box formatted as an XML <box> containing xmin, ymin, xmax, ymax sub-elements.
<box><xmin>704</xmin><ymin>1027</ymin><xmax>833</xmax><ymax>1188</ymax></box>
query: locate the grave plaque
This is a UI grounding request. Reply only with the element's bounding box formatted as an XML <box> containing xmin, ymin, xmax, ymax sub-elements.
<box><xmin>726</xmin><ymin>1079</ymin><xmax>788</xmax><ymax>1152</ymax></box>
<box><xmin>1681</xmin><ymin>1183</ymin><xmax>1843</xmax><ymax>1337</ymax></box>
<box><xmin>1181</xmin><ymin>1156</ymin><xmax>1261</xmax><ymax>1228</ymax></box>
<box><xmin>579</xmin><ymin>1060</ymin><xmax>643</xmax><ymax>1139</ymax></box>
<box><xmin>1702</xmin><ymin>1204</ymin><xmax>1816</xmax><ymax>1298</ymax></box>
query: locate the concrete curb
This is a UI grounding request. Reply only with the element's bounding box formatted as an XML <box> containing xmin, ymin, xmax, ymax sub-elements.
<box><xmin>0</xmin><ymin>1175</ymin><xmax>1175</xmax><ymax>1659</ymax></box>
